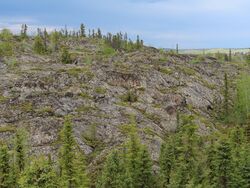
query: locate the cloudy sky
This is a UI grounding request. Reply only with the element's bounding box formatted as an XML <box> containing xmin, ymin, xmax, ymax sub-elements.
<box><xmin>0</xmin><ymin>0</ymin><xmax>250</xmax><ymax>48</ymax></box>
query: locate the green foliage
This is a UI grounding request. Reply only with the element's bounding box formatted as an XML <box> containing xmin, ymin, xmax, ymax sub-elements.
<box><xmin>232</xmin><ymin>74</ymin><xmax>250</xmax><ymax>125</ymax></box>
<box><xmin>0</xmin><ymin>145</ymin><xmax>11</xmax><ymax>188</ymax></box>
<box><xmin>159</xmin><ymin>136</ymin><xmax>175</xmax><ymax>187</ymax></box>
<box><xmin>0</xmin><ymin>29</ymin><xmax>14</xmax><ymax>57</ymax></box>
<box><xmin>60</xmin><ymin>47</ymin><xmax>72</xmax><ymax>64</ymax></box>
<box><xmin>104</xmin><ymin>32</ymin><xmax>143</xmax><ymax>51</ymax></box>
<box><xmin>33</xmin><ymin>35</ymin><xmax>46</xmax><ymax>54</ymax></box>
<box><xmin>120</xmin><ymin>90</ymin><xmax>138</xmax><ymax>103</ymax></box>
<box><xmin>20</xmin><ymin>24</ymin><xmax>28</xmax><ymax>40</ymax></box>
<box><xmin>80</xmin><ymin>23</ymin><xmax>86</xmax><ymax>37</ymax></box>
<box><xmin>214</xmin><ymin>140</ymin><xmax>232</xmax><ymax>188</ymax></box>
<box><xmin>14</xmin><ymin>128</ymin><xmax>28</xmax><ymax>173</ymax></box>
<box><xmin>101</xmin><ymin>45</ymin><xmax>116</xmax><ymax>57</ymax></box>
<box><xmin>98</xmin><ymin>120</ymin><xmax>154</xmax><ymax>188</ymax></box>
<box><xmin>50</xmin><ymin>31</ymin><xmax>61</xmax><ymax>52</ymax></box>
<box><xmin>190</xmin><ymin>55</ymin><xmax>205</xmax><ymax>64</ymax></box>
<box><xmin>97</xmin><ymin>150</ymin><xmax>126</xmax><ymax>188</ymax></box>
<box><xmin>59</xmin><ymin>116</ymin><xmax>88</xmax><ymax>188</ymax></box>
<box><xmin>223</xmin><ymin>73</ymin><xmax>229</xmax><ymax>121</ymax></box>
<box><xmin>18</xmin><ymin>156</ymin><xmax>58</xmax><ymax>188</ymax></box>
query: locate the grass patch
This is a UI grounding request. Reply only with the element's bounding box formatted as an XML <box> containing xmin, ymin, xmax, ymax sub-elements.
<box><xmin>119</xmin><ymin>123</ymin><xmax>138</xmax><ymax>135</ymax></box>
<box><xmin>66</xmin><ymin>67</ymin><xmax>94</xmax><ymax>79</ymax></box>
<box><xmin>76</xmin><ymin>105</ymin><xmax>97</xmax><ymax>113</ymax></box>
<box><xmin>120</xmin><ymin>91</ymin><xmax>138</xmax><ymax>103</ymax></box>
<box><xmin>177</xmin><ymin>66</ymin><xmax>196</xmax><ymax>76</ymax></box>
<box><xmin>36</xmin><ymin>106</ymin><xmax>54</xmax><ymax>116</ymax></box>
<box><xmin>101</xmin><ymin>46</ymin><xmax>116</xmax><ymax>57</ymax></box>
<box><xmin>0</xmin><ymin>95</ymin><xmax>8</xmax><ymax>103</ymax></box>
<box><xmin>4</xmin><ymin>58</ymin><xmax>19</xmax><ymax>69</ymax></box>
<box><xmin>159</xmin><ymin>67</ymin><xmax>172</xmax><ymax>75</ymax></box>
<box><xmin>0</xmin><ymin>125</ymin><xmax>16</xmax><ymax>133</ymax></box>
<box><xmin>95</xmin><ymin>87</ymin><xmax>107</xmax><ymax>94</ymax></box>
<box><xmin>79</xmin><ymin>92</ymin><xmax>92</xmax><ymax>99</ymax></box>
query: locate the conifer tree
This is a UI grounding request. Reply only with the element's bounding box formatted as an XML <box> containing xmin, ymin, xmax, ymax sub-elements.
<box><xmin>159</xmin><ymin>136</ymin><xmax>175</xmax><ymax>187</ymax></box>
<box><xmin>229</xmin><ymin>49</ymin><xmax>232</xmax><ymax>62</ymax></box>
<box><xmin>60</xmin><ymin>47</ymin><xmax>72</xmax><ymax>64</ymax></box>
<box><xmin>19</xmin><ymin>156</ymin><xmax>58</xmax><ymax>188</ymax></box>
<box><xmin>14</xmin><ymin>128</ymin><xmax>28</xmax><ymax>173</ymax></box>
<box><xmin>136</xmin><ymin>35</ymin><xmax>141</xmax><ymax>49</ymax></box>
<box><xmin>136</xmin><ymin>146</ymin><xmax>154</xmax><ymax>188</ymax></box>
<box><xmin>80</xmin><ymin>24</ymin><xmax>86</xmax><ymax>37</ymax></box>
<box><xmin>20</xmin><ymin>24</ymin><xmax>28</xmax><ymax>39</ymax></box>
<box><xmin>214</xmin><ymin>140</ymin><xmax>232</xmax><ymax>188</ymax></box>
<box><xmin>229</xmin><ymin>127</ymin><xmax>249</xmax><ymax>188</ymax></box>
<box><xmin>0</xmin><ymin>29</ymin><xmax>14</xmax><ymax>57</ymax></box>
<box><xmin>126</xmin><ymin>131</ymin><xmax>142</xmax><ymax>187</ymax></box>
<box><xmin>223</xmin><ymin>73</ymin><xmax>229</xmax><ymax>121</ymax></box>
<box><xmin>59</xmin><ymin>116</ymin><xmax>88</xmax><ymax>188</ymax></box>
<box><xmin>206</xmin><ymin>140</ymin><xmax>217</xmax><ymax>187</ymax></box>
<box><xmin>50</xmin><ymin>31</ymin><xmax>60</xmax><ymax>52</ymax></box>
<box><xmin>97</xmin><ymin>28</ymin><xmax>102</xmax><ymax>39</ymax></box>
<box><xmin>0</xmin><ymin>145</ymin><xmax>11</xmax><ymax>188</ymax></box>
<box><xmin>43</xmin><ymin>28</ymin><xmax>49</xmax><ymax>52</ymax></box>
<box><xmin>33</xmin><ymin>35</ymin><xmax>46</xmax><ymax>54</ymax></box>
<box><xmin>169</xmin><ymin>115</ymin><xmax>199</xmax><ymax>187</ymax></box>
<box><xmin>97</xmin><ymin>150</ymin><xmax>125</xmax><ymax>188</ymax></box>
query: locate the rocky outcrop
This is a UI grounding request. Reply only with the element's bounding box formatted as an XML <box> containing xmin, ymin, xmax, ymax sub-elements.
<box><xmin>0</xmin><ymin>46</ymin><xmax>245</xmax><ymax>168</ymax></box>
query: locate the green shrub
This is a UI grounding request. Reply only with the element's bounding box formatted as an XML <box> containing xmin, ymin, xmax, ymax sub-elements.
<box><xmin>120</xmin><ymin>91</ymin><xmax>138</xmax><ymax>103</ymax></box>
<box><xmin>101</xmin><ymin>46</ymin><xmax>116</xmax><ymax>57</ymax></box>
<box><xmin>0</xmin><ymin>29</ymin><xmax>14</xmax><ymax>57</ymax></box>
<box><xmin>33</xmin><ymin>35</ymin><xmax>46</xmax><ymax>54</ymax></box>
<box><xmin>60</xmin><ymin>47</ymin><xmax>72</xmax><ymax>64</ymax></box>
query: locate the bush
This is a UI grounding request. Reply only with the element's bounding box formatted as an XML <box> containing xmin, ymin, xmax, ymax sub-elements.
<box><xmin>0</xmin><ymin>29</ymin><xmax>14</xmax><ymax>57</ymax></box>
<box><xmin>60</xmin><ymin>47</ymin><xmax>72</xmax><ymax>64</ymax></box>
<box><xmin>33</xmin><ymin>35</ymin><xmax>46</xmax><ymax>54</ymax></box>
<box><xmin>120</xmin><ymin>90</ymin><xmax>138</xmax><ymax>103</ymax></box>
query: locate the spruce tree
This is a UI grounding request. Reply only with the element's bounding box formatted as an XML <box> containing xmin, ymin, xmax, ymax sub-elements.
<box><xmin>159</xmin><ymin>136</ymin><xmax>175</xmax><ymax>187</ymax></box>
<box><xmin>33</xmin><ymin>35</ymin><xmax>46</xmax><ymax>54</ymax></box>
<box><xmin>206</xmin><ymin>140</ymin><xmax>217</xmax><ymax>187</ymax></box>
<box><xmin>223</xmin><ymin>73</ymin><xmax>229</xmax><ymax>121</ymax></box>
<box><xmin>229</xmin><ymin>127</ymin><xmax>249</xmax><ymax>187</ymax></box>
<box><xmin>43</xmin><ymin>29</ymin><xmax>49</xmax><ymax>52</ymax></box>
<box><xmin>97</xmin><ymin>28</ymin><xmax>102</xmax><ymax>39</ymax></box>
<box><xmin>0</xmin><ymin>145</ymin><xmax>11</xmax><ymax>188</ymax></box>
<box><xmin>229</xmin><ymin>49</ymin><xmax>232</xmax><ymax>62</ymax></box>
<box><xmin>126</xmin><ymin>131</ymin><xmax>142</xmax><ymax>187</ymax></box>
<box><xmin>50</xmin><ymin>31</ymin><xmax>60</xmax><ymax>52</ymax></box>
<box><xmin>21</xmin><ymin>24</ymin><xmax>28</xmax><ymax>39</ymax></box>
<box><xmin>60</xmin><ymin>47</ymin><xmax>72</xmax><ymax>64</ymax></box>
<box><xmin>169</xmin><ymin>115</ymin><xmax>199</xmax><ymax>187</ymax></box>
<box><xmin>0</xmin><ymin>29</ymin><xmax>14</xmax><ymax>57</ymax></box>
<box><xmin>19</xmin><ymin>156</ymin><xmax>58</xmax><ymax>188</ymax></box>
<box><xmin>136</xmin><ymin>35</ymin><xmax>141</xmax><ymax>49</ymax></box>
<box><xmin>14</xmin><ymin>128</ymin><xmax>28</xmax><ymax>173</ymax></box>
<box><xmin>59</xmin><ymin>116</ymin><xmax>88</xmax><ymax>188</ymax></box>
<box><xmin>136</xmin><ymin>146</ymin><xmax>154</xmax><ymax>188</ymax></box>
<box><xmin>214</xmin><ymin>140</ymin><xmax>232</xmax><ymax>188</ymax></box>
<box><xmin>97</xmin><ymin>150</ymin><xmax>125</xmax><ymax>188</ymax></box>
<box><xmin>80</xmin><ymin>24</ymin><xmax>86</xmax><ymax>37</ymax></box>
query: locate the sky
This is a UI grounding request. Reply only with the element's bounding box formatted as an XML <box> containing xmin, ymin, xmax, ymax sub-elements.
<box><xmin>0</xmin><ymin>0</ymin><xmax>250</xmax><ymax>49</ymax></box>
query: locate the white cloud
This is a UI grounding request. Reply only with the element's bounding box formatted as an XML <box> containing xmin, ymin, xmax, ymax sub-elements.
<box><xmin>0</xmin><ymin>17</ymin><xmax>76</xmax><ymax>35</ymax></box>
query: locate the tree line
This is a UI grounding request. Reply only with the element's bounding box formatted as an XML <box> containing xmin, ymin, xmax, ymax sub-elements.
<box><xmin>0</xmin><ymin>23</ymin><xmax>144</xmax><ymax>62</ymax></box>
<box><xmin>1</xmin><ymin>112</ymin><xmax>249</xmax><ymax>188</ymax></box>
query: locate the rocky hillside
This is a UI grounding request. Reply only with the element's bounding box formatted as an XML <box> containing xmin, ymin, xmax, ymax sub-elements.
<box><xmin>0</xmin><ymin>37</ymin><xmax>248</xmax><ymax>170</ymax></box>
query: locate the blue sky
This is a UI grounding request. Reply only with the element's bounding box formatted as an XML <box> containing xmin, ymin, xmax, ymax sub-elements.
<box><xmin>0</xmin><ymin>0</ymin><xmax>250</xmax><ymax>48</ymax></box>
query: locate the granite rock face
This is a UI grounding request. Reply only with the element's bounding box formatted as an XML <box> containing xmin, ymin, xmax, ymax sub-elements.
<box><xmin>0</xmin><ymin>45</ymin><xmax>242</xmax><ymax>165</ymax></box>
